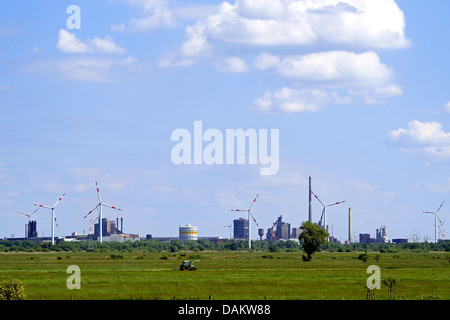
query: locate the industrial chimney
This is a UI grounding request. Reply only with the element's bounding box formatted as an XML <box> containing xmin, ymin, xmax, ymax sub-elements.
<box><xmin>308</xmin><ymin>176</ymin><xmax>312</xmax><ymax>223</ymax></box>
<box><xmin>348</xmin><ymin>208</ymin><xmax>352</xmax><ymax>244</ymax></box>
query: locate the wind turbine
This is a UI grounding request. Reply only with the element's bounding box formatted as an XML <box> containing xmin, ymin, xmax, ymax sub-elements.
<box><xmin>311</xmin><ymin>190</ymin><xmax>345</xmax><ymax>233</ymax></box>
<box><xmin>222</xmin><ymin>225</ymin><xmax>232</xmax><ymax>239</ymax></box>
<box><xmin>231</xmin><ymin>194</ymin><xmax>259</xmax><ymax>250</ymax></box>
<box><xmin>18</xmin><ymin>208</ymin><xmax>39</xmax><ymax>238</ymax></box>
<box><xmin>84</xmin><ymin>181</ymin><xmax>122</xmax><ymax>243</ymax></box>
<box><xmin>34</xmin><ymin>193</ymin><xmax>65</xmax><ymax>245</ymax></box>
<box><xmin>18</xmin><ymin>207</ymin><xmax>39</xmax><ymax>222</ymax></box>
<box><xmin>423</xmin><ymin>201</ymin><xmax>444</xmax><ymax>244</ymax></box>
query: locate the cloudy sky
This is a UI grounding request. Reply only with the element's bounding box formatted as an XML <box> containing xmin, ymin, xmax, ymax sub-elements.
<box><xmin>1</xmin><ymin>0</ymin><xmax>449</xmax><ymax>243</ymax></box>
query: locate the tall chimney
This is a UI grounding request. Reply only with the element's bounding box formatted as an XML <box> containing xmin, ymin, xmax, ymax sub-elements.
<box><xmin>121</xmin><ymin>217</ymin><xmax>123</xmax><ymax>233</ymax></box>
<box><xmin>308</xmin><ymin>176</ymin><xmax>312</xmax><ymax>223</ymax></box>
<box><xmin>348</xmin><ymin>207</ymin><xmax>352</xmax><ymax>244</ymax></box>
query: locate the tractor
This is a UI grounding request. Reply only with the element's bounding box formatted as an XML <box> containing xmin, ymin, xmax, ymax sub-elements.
<box><xmin>179</xmin><ymin>260</ymin><xmax>197</xmax><ymax>271</ymax></box>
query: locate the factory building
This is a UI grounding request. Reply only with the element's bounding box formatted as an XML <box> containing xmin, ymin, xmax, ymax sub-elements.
<box><xmin>26</xmin><ymin>220</ymin><xmax>38</xmax><ymax>238</ymax></box>
<box><xmin>94</xmin><ymin>218</ymin><xmax>117</xmax><ymax>238</ymax></box>
<box><xmin>359</xmin><ymin>233</ymin><xmax>375</xmax><ymax>244</ymax></box>
<box><xmin>233</xmin><ymin>218</ymin><xmax>248</xmax><ymax>240</ymax></box>
<box><xmin>102</xmin><ymin>233</ymin><xmax>140</xmax><ymax>243</ymax></box>
<box><xmin>266</xmin><ymin>216</ymin><xmax>292</xmax><ymax>241</ymax></box>
<box><xmin>291</xmin><ymin>227</ymin><xmax>301</xmax><ymax>240</ymax></box>
<box><xmin>179</xmin><ymin>224</ymin><xmax>198</xmax><ymax>242</ymax></box>
<box><xmin>376</xmin><ymin>226</ymin><xmax>389</xmax><ymax>243</ymax></box>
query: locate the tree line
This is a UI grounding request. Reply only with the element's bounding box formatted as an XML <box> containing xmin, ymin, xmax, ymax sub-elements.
<box><xmin>0</xmin><ymin>238</ymin><xmax>449</xmax><ymax>253</ymax></box>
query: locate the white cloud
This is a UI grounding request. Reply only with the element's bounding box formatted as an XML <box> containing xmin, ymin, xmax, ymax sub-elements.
<box><xmin>57</xmin><ymin>30</ymin><xmax>127</xmax><ymax>54</ymax></box>
<box><xmin>111</xmin><ymin>0</ymin><xmax>176</xmax><ymax>31</ymax></box>
<box><xmin>158</xmin><ymin>21</ymin><xmax>212</xmax><ymax>67</ymax></box>
<box><xmin>443</xmin><ymin>101</ymin><xmax>450</xmax><ymax>113</ymax></box>
<box><xmin>252</xmin><ymin>87</ymin><xmax>329</xmax><ymax>113</ymax></box>
<box><xmin>276</xmin><ymin>51</ymin><xmax>393</xmax><ymax>87</ymax></box>
<box><xmin>28</xmin><ymin>56</ymin><xmax>148</xmax><ymax>82</ymax></box>
<box><xmin>215</xmin><ymin>57</ymin><xmax>249</xmax><ymax>73</ymax></box>
<box><xmin>254</xmin><ymin>53</ymin><xmax>280</xmax><ymax>71</ymax></box>
<box><xmin>388</xmin><ymin>120</ymin><xmax>450</xmax><ymax>146</ymax></box>
<box><xmin>159</xmin><ymin>0</ymin><xmax>409</xmax><ymax>68</ymax></box>
<box><xmin>203</xmin><ymin>0</ymin><xmax>409</xmax><ymax>48</ymax></box>
<box><xmin>387</xmin><ymin>120</ymin><xmax>450</xmax><ymax>159</ymax></box>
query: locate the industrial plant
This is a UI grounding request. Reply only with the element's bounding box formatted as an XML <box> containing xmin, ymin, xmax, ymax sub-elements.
<box><xmin>6</xmin><ymin>176</ymin><xmax>437</xmax><ymax>246</ymax></box>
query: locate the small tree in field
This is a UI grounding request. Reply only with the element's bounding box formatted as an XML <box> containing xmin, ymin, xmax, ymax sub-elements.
<box><xmin>298</xmin><ymin>221</ymin><xmax>329</xmax><ymax>261</ymax></box>
<box><xmin>0</xmin><ymin>278</ymin><xmax>26</xmax><ymax>300</ymax></box>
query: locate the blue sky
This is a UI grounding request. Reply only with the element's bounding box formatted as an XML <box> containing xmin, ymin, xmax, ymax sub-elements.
<box><xmin>1</xmin><ymin>0</ymin><xmax>449</xmax><ymax>243</ymax></box>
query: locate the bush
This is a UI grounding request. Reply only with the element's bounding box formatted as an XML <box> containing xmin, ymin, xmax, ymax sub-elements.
<box><xmin>0</xmin><ymin>279</ymin><xmax>27</xmax><ymax>300</ymax></box>
<box><xmin>358</xmin><ymin>253</ymin><xmax>369</xmax><ymax>262</ymax></box>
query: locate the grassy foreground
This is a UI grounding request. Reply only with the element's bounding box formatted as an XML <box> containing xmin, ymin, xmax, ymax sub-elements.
<box><xmin>0</xmin><ymin>251</ymin><xmax>448</xmax><ymax>300</ymax></box>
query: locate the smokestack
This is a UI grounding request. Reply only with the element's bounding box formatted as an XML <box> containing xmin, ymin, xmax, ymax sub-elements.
<box><xmin>308</xmin><ymin>176</ymin><xmax>312</xmax><ymax>223</ymax></box>
<box><xmin>348</xmin><ymin>208</ymin><xmax>352</xmax><ymax>244</ymax></box>
<box><xmin>121</xmin><ymin>217</ymin><xmax>123</xmax><ymax>233</ymax></box>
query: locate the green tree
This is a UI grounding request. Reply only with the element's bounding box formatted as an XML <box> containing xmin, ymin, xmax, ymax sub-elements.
<box><xmin>298</xmin><ymin>221</ymin><xmax>329</xmax><ymax>261</ymax></box>
<box><xmin>0</xmin><ymin>278</ymin><xmax>27</xmax><ymax>300</ymax></box>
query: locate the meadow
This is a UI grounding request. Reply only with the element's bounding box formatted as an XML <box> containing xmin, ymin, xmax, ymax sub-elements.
<box><xmin>0</xmin><ymin>250</ymin><xmax>448</xmax><ymax>300</ymax></box>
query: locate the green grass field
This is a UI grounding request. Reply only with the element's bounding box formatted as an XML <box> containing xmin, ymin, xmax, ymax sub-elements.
<box><xmin>0</xmin><ymin>251</ymin><xmax>448</xmax><ymax>300</ymax></box>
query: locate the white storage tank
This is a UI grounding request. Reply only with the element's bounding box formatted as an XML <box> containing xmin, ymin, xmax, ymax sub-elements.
<box><xmin>179</xmin><ymin>224</ymin><xmax>198</xmax><ymax>242</ymax></box>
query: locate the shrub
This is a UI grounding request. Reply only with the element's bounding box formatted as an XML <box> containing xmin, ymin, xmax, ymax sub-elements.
<box><xmin>0</xmin><ymin>279</ymin><xmax>27</xmax><ymax>300</ymax></box>
<box><xmin>358</xmin><ymin>253</ymin><xmax>369</xmax><ymax>262</ymax></box>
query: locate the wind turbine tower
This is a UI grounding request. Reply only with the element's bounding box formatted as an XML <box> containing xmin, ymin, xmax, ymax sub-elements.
<box><xmin>34</xmin><ymin>193</ymin><xmax>65</xmax><ymax>245</ymax></box>
<box><xmin>311</xmin><ymin>190</ymin><xmax>345</xmax><ymax>234</ymax></box>
<box><xmin>231</xmin><ymin>194</ymin><xmax>259</xmax><ymax>250</ymax></box>
<box><xmin>84</xmin><ymin>182</ymin><xmax>122</xmax><ymax>243</ymax></box>
<box><xmin>423</xmin><ymin>201</ymin><xmax>444</xmax><ymax>244</ymax></box>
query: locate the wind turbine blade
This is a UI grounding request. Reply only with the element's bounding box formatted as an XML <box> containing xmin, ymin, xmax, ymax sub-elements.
<box><xmin>436</xmin><ymin>201</ymin><xmax>444</xmax><ymax>214</ymax></box>
<box><xmin>31</xmin><ymin>207</ymin><xmax>40</xmax><ymax>216</ymax></box>
<box><xmin>231</xmin><ymin>209</ymin><xmax>248</xmax><ymax>212</ymax></box>
<box><xmin>248</xmin><ymin>194</ymin><xmax>259</xmax><ymax>211</ymax></box>
<box><xmin>95</xmin><ymin>181</ymin><xmax>102</xmax><ymax>203</ymax></box>
<box><xmin>311</xmin><ymin>191</ymin><xmax>325</xmax><ymax>206</ymax></box>
<box><xmin>52</xmin><ymin>193</ymin><xmax>65</xmax><ymax>208</ymax></box>
<box><xmin>34</xmin><ymin>204</ymin><xmax>52</xmax><ymax>209</ymax></box>
<box><xmin>18</xmin><ymin>211</ymin><xmax>31</xmax><ymax>218</ymax></box>
<box><xmin>84</xmin><ymin>204</ymin><xmax>100</xmax><ymax>219</ymax></box>
<box><xmin>327</xmin><ymin>200</ymin><xmax>346</xmax><ymax>207</ymax></box>
<box><xmin>249</xmin><ymin>211</ymin><xmax>259</xmax><ymax>226</ymax></box>
<box><xmin>102</xmin><ymin>203</ymin><xmax>122</xmax><ymax>211</ymax></box>
<box><xmin>436</xmin><ymin>213</ymin><xmax>443</xmax><ymax>225</ymax></box>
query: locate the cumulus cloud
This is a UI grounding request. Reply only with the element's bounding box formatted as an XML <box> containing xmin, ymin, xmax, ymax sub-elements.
<box><xmin>443</xmin><ymin>101</ymin><xmax>450</xmax><ymax>113</ymax></box>
<box><xmin>276</xmin><ymin>51</ymin><xmax>393</xmax><ymax>86</ymax></box>
<box><xmin>115</xmin><ymin>0</ymin><xmax>408</xmax><ymax>111</ymax></box>
<box><xmin>252</xmin><ymin>88</ymin><xmax>329</xmax><ymax>113</ymax></box>
<box><xmin>159</xmin><ymin>0</ymin><xmax>409</xmax><ymax>67</ymax></box>
<box><xmin>57</xmin><ymin>30</ymin><xmax>126</xmax><ymax>54</ymax></box>
<box><xmin>250</xmin><ymin>51</ymin><xmax>401</xmax><ymax>113</ymax></box>
<box><xmin>387</xmin><ymin>120</ymin><xmax>450</xmax><ymax>158</ymax></box>
<box><xmin>27</xmin><ymin>56</ymin><xmax>148</xmax><ymax>82</ymax></box>
<box><xmin>111</xmin><ymin>0</ymin><xmax>176</xmax><ymax>31</ymax></box>
<box><xmin>201</xmin><ymin>0</ymin><xmax>409</xmax><ymax>48</ymax></box>
<box><xmin>215</xmin><ymin>57</ymin><xmax>249</xmax><ymax>73</ymax></box>
<box><xmin>254</xmin><ymin>53</ymin><xmax>280</xmax><ymax>71</ymax></box>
